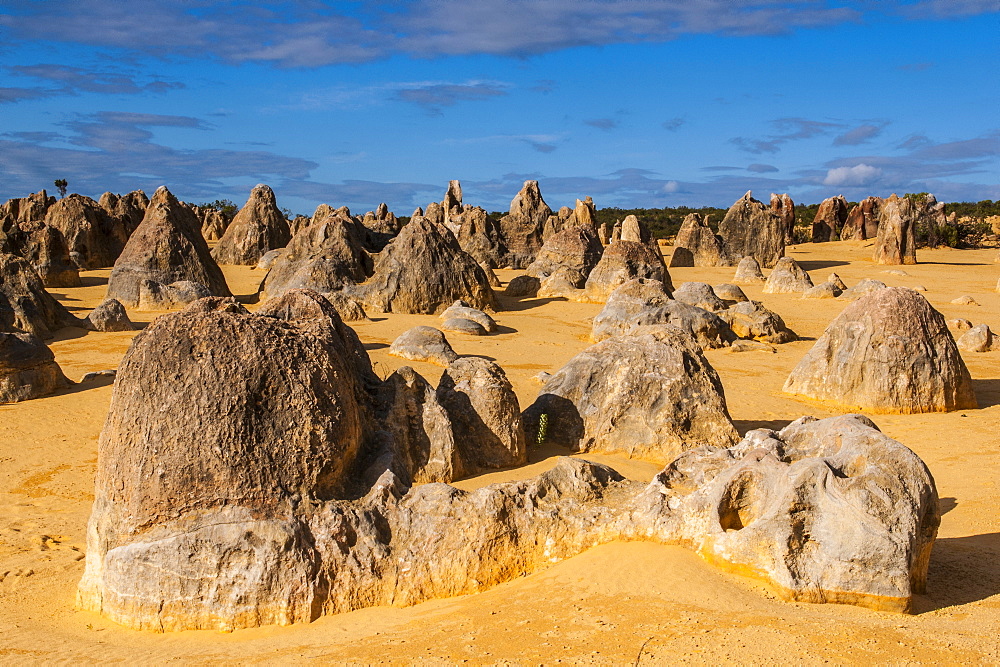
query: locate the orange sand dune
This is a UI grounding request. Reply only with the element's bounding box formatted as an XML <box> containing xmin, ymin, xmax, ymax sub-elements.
<box><xmin>2</xmin><ymin>241</ymin><xmax>999</xmax><ymax>663</ymax></box>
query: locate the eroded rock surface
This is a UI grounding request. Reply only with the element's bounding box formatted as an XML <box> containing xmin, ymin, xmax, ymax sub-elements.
<box><xmin>354</xmin><ymin>217</ymin><xmax>497</xmax><ymax>315</ymax></box>
<box><xmin>873</xmin><ymin>195</ymin><xmax>917</xmax><ymax>265</ymax></box>
<box><xmin>106</xmin><ymin>187</ymin><xmax>231</xmax><ymax>307</ymax></box>
<box><xmin>0</xmin><ymin>331</ymin><xmax>69</xmax><ymax>402</ymax></box>
<box><xmin>389</xmin><ymin>326</ymin><xmax>459</xmax><ymax>366</ymax></box>
<box><xmin>524</xmin><ymin>325</ymin><xmax>739</xmax><ymax>462</ymax></box>
<box><xmin>763</xmin><ymin>257</ymin><xmax>813</xmax><ymax>294</ymax></box>
<box><xmin>86</xmin><ymin>299</ymin><xmax>135</xmax><ymax>332</ymax></box>
<box><xmin>584</xmin><ymin>240</ymin><xmax>672</xmax><ymax>301</ymax></box>
<box><xmin>93</xmin><ymin>431</ymin><xmax>941</xmax><ymax>628</ymax></box>
<box><xmin>212</xmin><ymin>184</ymin><xmax>291</xmax><ymax>266</ymax></box>
<box><xmin>718</xmin><ymin>191</ymin><xmax>785</xmax><ymax>268</ymax></box>
<box><xmin>0</xmin><ymin>252</ymin><xmax>81</xmax><ymax>338</ymax></box>
<box><xmin>783</xmin><ymin>287</ymin><xmax>976</xmax><ymax>413</ymax></box>
<box><xmin>669</xmin><ymin>213</ymin><xmax>723</xmax><ymax>267</ymax></box>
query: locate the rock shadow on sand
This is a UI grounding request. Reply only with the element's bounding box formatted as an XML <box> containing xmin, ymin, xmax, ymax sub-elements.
<box><xmin>913</xmin><ymin>531</ymin><xmax>1000</xmax><ymax>613</ymax></box>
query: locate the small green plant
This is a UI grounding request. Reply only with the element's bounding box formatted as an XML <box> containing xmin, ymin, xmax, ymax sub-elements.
<box><xmin>536</xmin><ymin>413</ymin><xmax>549</xmax><ymax>446</ymax></box>
<box><xmin>53</xmin><ymin>178</ymin><xmax>68</xmax><ymax>198</ymax></box>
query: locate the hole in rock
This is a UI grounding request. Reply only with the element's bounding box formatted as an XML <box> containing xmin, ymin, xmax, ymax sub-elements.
<box><xmin>718</xmin><ymin>473</ymin><xmax>759</xmax><ymax>532</ymax></box>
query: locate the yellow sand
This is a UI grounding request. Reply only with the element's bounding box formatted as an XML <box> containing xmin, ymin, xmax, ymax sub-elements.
<box><xmin>2</xmin><ymin>240</ymin><xmax>999</xmax><ymax>663</ymax></box>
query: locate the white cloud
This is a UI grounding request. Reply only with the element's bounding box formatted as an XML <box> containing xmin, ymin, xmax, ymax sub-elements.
<box><xmin>663</xmin><ymin>180</ymin><xmax>680</xmax><ymax>193</ymax></box>
<box><xmin>823</xmin><ymin>163</ymin><xmax>882</xmax><ymax>187</ymax></box>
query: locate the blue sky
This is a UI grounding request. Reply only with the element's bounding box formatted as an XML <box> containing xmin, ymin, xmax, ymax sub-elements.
<box><xmin>1</xmin><ymin>1</ymin><xmax>998</xmax><ymax>216</ymax></box>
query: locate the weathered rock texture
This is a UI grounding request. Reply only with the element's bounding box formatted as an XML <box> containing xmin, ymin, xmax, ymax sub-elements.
<box><xmin>260</xmin><ymin>216</ymin><xmax>371</xmax><ymax>301</ymax></box>
<box><xmin>783</xmin><ymin>287</ymin><xmax>976</xmax><ymax>413</ymax></box>
<box><xmin>873</xmin><ymin>195</ymin><xmax>917</xmax><ymax>265</ymax></box>
<box><xmin>590</xmin><ymin>279</ymin><xmax>735</xmax><ymax>350</ymax></box>
<box><xmin>722</xmin><ymin>300</ymin><xmax>797</xmax><ymax>344</ymax></box>
<box><xmin>86</xmin><ymin>299</ymin><xmax>135</xmax><ymax>332</ymax></box>
<box><xmin>763</xmin><ymin>257</ymin><xmax>814</xmax><ymax>294</ymax></box>
<box><xmin>0</xmin><ymin>331</ymin><xmax>69</xmax><ymax>402</ymax></box>
<box><xmin>45</xmin><ymin>194</ymin><xmax>130</xmax><ymax>269</ymax></box>
<box><xmin>669</xmin><ymin>213</ymin><xmax>723</xmax><ymax>267</ymax></box>
<box><xmin>106</xmin><ymin>187</ymin><xmax>231</xmax><ymax>307</ymax></box>
<box><xmin>0</xmin><ymin>253</ymin><xmax>80</xmax><ymax>338</ymax></box>
<box><xmin>212</xmin><ymin>185</ymin><xmax>291</xmax><ymax>266</ymax></box>
<box><xmin>456</xmin><ymin>207</ymin><xmax>507</xmax><ymax>269</ymax></box>
<box><xmin>497</xmin><ymin>181</ymin><xmax>552</xmax><ymax>268</ymax></box>
<box><xmin>811</xmin><ymin>195</ymin><xmax>849</xmax><ymax>243</ymax></box>
<box><xmin>138</xmin><ymin>280</ymin><xmax>212</xmax><ymax>310</ymax></box>
<box><xmin>584</xmin><ymin>239</ymin><xmax>672</xmax><ymax>301</ymax></box>
<box><xmin>354</xmin><ymin>217</ymin><xmax>497</xmax><ymax>315</ymax></box>
<box><xmin>200</xmin><ymin>209</ymin><xmax>228</xmax><ymax>242</ymax></box>
<box><xmin>732</xmin><ymin>256</ymin><xmax>766</xmax><ymax>284</ymax></box>
<box><xmin>20</xmin><ymin>225</ymin><xmax>80</xmax><ymax>287</ymax></box>
<box><xmin>956</xmin><ymin>324</ymin><xmax>993</xmax><ymax>353</ymax></box>
<box><xmin>526</xmin><ymin>225</ymin><xmax>604</xmax><ymax>279</ymax></box>
<box><xmin>770</xmin><ymin>193</ymin><xmax>795</xmax><ymax>245</ymax></box>
<box><xmin>389</xmin><ymin>326</ymin><xmax>459</xmax><ymax>366</ymax></box>
<box><xmin>98</xmin><ymin>190</ymin><xmax>148</xmax><ymax>236</ymax></box>
<box><xmin>841</xmin><ymin>197</ymin><xmax>882</xmax><ymax>241</ymax></box>
<box><xmin>524</xmin><ymin>325</ymin><xmax>739</xmax><ymax>462</ymax></box>
<box><xmin>718</xmin><ymin>191</ymin><xmax>785</xmax><ymax>268</ymax></box>
<box><xmin>78</xmin><ymin>315</ymin><xmax>942</xmax><ymax>636</ymax></box>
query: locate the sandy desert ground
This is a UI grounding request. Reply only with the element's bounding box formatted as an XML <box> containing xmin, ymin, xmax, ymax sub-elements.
<box><xmin>1</xmin><ymin>240</ymin><xmax>999</xmax><ymax>663</ymax></box>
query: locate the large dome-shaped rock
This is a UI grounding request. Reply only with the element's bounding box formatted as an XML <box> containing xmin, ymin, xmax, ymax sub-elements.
<box><xmin>212</xmin><ymin>184</ymin><xmax>291</xmax><ymax>266</ymax></box>
<box><xmin>498</xmin><ymin>180</ymin><xmax>552</xmax><ymax>268</ymax></box>
<box><xmin>260</xmin><ymin>216</ymin><xmax>371</xmax><ymax>301</ymax></box>
<box><xmin>873</xmin><ymin>195</ymin><xmax>917</xmax><ymax>265</ymax></box>
<box><xmin>523</xmin><ymin>325</ymin><xmax>739</xmax><ymax>463</ymax></box>
<box><xmin>0</xmin><ymin>253</ymin><xmax>80</xmax><ymax>338</ymax></box>
<box><xmin>841</xmin><ymin>196</ymin><xmax>882</xmax><ymax>241</ymax></box>
<box><xmin>525</xmin><ymin>225</ymin><xmax>604</xmax><ymax>279</ymax></box>
<box><xmin>20</xmin><ymin>224</ymin><xmax>81</xmax><ymax>287</ymax></box>
<box><xmin>770</xmin><ymin>193</ymin><xmax>795</xmax><ymax>244</ymax></box>
<box><xmin>672</xmin><ymin>281</ymin><xmax>727</xmax><ymax>312</ymax></box>
<box><xmin>763</xmin><ymin>257</ymin><xmax>813</xmax><ymax>293</ymax></box>
<box><xmin>0</xmin><ymin>331</ymin><xmax>69</xmax><ymax>402</ymax></box>
<box><xmin>584</xmin><ymin>240</ymin><xmax>672</xmax><ymax>301</ymax></box>
<box><xmin>783</xmin><ymin>287</ymin><xmax>976</xmax><ymax>413</ymax></box>
<box><xmin>810</xmin><ymin>195</ymin><xmax>849</xmax><ymax>243</ymax></box>
<box><xmin>669</xmin><ymin>213</ymin><xmax>723</xmax><ymax>267</ymax></box>
<box><xmin>718</xmin><ymin>191</ymin><xmax>785</xmax><ymax>268</ymax></box>
<box><xmin>45</xmin><ymin>194</ymin><xmax>128</xmax><ymax>269</ymax></box>
<box><xmin>77</xmin><ymin>293</ymin><xmax>374</xmax><ymax>630</ymax></box>
<box><xmin>106</xmin><ymin>187</ymin><xmax>231</xmax><ymax>307</ymax></box>
<box><xmin>354</xmin><ymin>217</ymin><xmax>497</xmax><ymax>315</ymax></box>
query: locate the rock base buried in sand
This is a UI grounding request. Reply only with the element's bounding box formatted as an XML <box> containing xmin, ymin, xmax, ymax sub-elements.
<box><xmin>389</xmin><ymin>326</ymin><xmax>459</xmax><ymax>366</ymax></box>
<box><xmin>79</xmin><ymin>411</ymin><xmax>940</xmax><ymax>631</ymax></box>
<box><xmin>0</xmin><ymin>331</ymin><xmax>70</xmax><ymax>402</ymax></box>
<box><xmin>784</xmin><ymin>287</ymin><xmax>976</xmax><ymax>413</ymax></box>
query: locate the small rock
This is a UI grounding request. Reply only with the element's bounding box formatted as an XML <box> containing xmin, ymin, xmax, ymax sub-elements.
<box><xmin>838</xmin><ymin>278</ymin><xmax>886</xmax><ymax>300</ymax></box>
<box><xmin>802</xmin><ymin>282</ymin><xmax>841</xmax><ymax>299</ymax></box>
<box><xmin>827</xmin><ymin>273</ymin><xmax>847</xmax><ymax>291</ymax></box>
<box><xmin>732</xmin><ymin>256</ymin><xmax>765</xmax><ymax>285</ymax></box>
<box><xmin>728</xmin><ymin>339</ymin><xmax>776</xmax><ymax>353</ymax></box>
<box><xmin>882</xmin><ymin>269</ymin><xmax>910</xmax><ymax>276</ymax></box>
<box><xmin>532</xmin><ymin>371</ymin><xmax>552</xmax><ymax>384</ymax></box>
<box><xmin>86</xmin><ymin>298</ymin><xmax>135</xmax><ymax>332</ymax></box>
<box><xmin>672</xmin><ymin>282</ymin><xmax>727</xmax><ymax>312</ymax></box>
<box><xmin>947</xmin><ymin>319</ymin><xmax>973</xmax><ymax>331</ymax></box>
<box><xmin>912</xmin><ymin>285</ymin><xmax>927</xmax><ymax>292</ymax></box>
<box><xmin>440</xmin><ymin>302</ymin><xmax>497</xmax><ymax>332</ymax></box>
<box><xmin>957</xmin><ymin>324</ymin><xmax>992</xmax><ymax>353</ymax></box>
<box><xmin>389</xmin><ymin>326</ymin><xmax>459</xmax><ymax>367</ymax></box>
<box><xmin>503</xmin><ymin>275</ymin><xmax>540</xmax><ymax>298</ymax></box>
<box><xmin>713</xmin><ymin>283</ymin><xmax>748</xmax><ymax>304</ymax></box>
<box><xmin>763</xmin><ymin>257</ymin><xmax>813</xmax><ymax>294</ymax></box>
<box><xmin>81</xmin><ymin>369</ymin><xmax>117</xmax><ymax>383</ymax></box>
<box><xmin>951</xmin><ymin>295</ymin><xmax>980</xmax><ymax>306</ymax></box>
<box><xmin>441</xmin><ymin>318</ymin><xmax>487</xmax><ymax>336</ymax></box>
